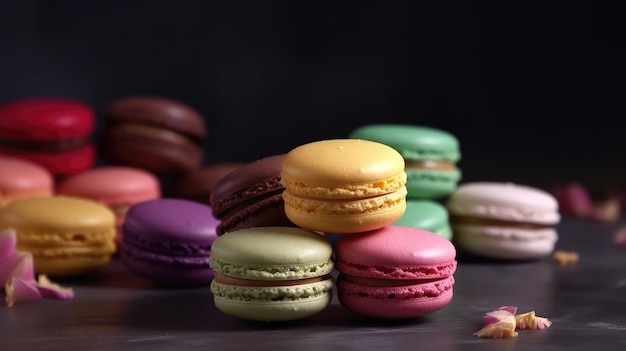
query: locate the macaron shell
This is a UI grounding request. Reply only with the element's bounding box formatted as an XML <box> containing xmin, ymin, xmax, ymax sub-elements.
<box><xmin>121</xmin><ymin>244</ymin><xmax>215</xmax><ymax>286</ymax></box>
<box><xmin>57</xmin><ymin>166</ymin><xmax>160</xmax><ymax>207</ymax></box>
<box><xmin>0</xmin><ymin>156</ymin><xmax>53</xmax><ymax>203</ymax></box>
<box><xmin>105</xmin><ymin>96</ymin><xmax>206</xmax><ymax>141</ymax></box>
<box><xmin>447</xmin><ymin>182</ymin><xmax>560</xmax><ymax>224</ymax></box>
<box><xmin>0</xmin><ymin>98</ymin><xmax>94</xmax><ymax>140</ymax></box>
<box><xmin>211</xmin><ymin>279</ymin><xmax>334</xmax><ymax>321</ymax></box>
<box><xmin>335</xmin><ymin>226</ymin><xmax>457</xmax><ymax>279</ymax></box>
<box><xmin>405</xmin><ymin>167</ymin><xmax>461</xmax><ymax>199</ymax></box>
<box><xmin>0</xmin><ymin>196</ymin><xmax>115</xmax><ymax>233</ymax></box>
<box><xmin>123</xmin><ymin>199</ymin><xmax>218</xmax><ymax>246</ymax></box>
<box><xmin>337</xmin><ymin>275</ymin><xmax>455</xmax><ymax>319</ymax></box>
<box><xmin>210</xmin><ymin>227</ymin><xmax>334</xmax><ymax>280</ymax></box>
<box><xmin>394</xmin><ymin>200</ymin><xmax>452</xmax><ymax>240</ymax></box>
<box><xmin>30</xmin><ymin>251</ymin><xmax>114</xmax><ymax>277</ymax></box>
<box><xmin>101</xmin><ymin>124</ymin><xmax>203</xmax><ymax>174</ymax></box>
<box><xmin>283</xmin><ymin>193</ymin><xmax>407</xmax><ymax>234</ymax></box>
<box><xmin>453</xmin><ymin>223</ymin><xmax>558</xmax><ymax>260</ymax></box>
<box><xmin>281</xmin><ymin>139</ymin><xmax>405</xmax><ymax>189</ymax></box>
<box><xmin>348</xmin><ymin>124</ymin><xmax>461</xmax><ymax>162</ymax></box>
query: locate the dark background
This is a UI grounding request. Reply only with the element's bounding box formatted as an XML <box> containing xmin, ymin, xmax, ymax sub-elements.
<box><xmin>1</xmin><ymin>0</ymin><xmax>625</xmax><ymax>192</ymax></box>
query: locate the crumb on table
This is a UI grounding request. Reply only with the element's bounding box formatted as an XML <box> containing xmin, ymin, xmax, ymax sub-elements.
<box><xmin>553</xmin><ymin>250</ymin><xmax>579</xmax><ymax>266</ymax></box>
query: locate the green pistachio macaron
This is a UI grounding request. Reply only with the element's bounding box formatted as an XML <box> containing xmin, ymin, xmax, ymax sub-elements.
<box><xmin>209</xmin><ymin>226</ymin><xmax>334</xmax><ymax>321</ymax></box>
<box><xmin>394</xmin><ymin>200</ymin><xmax>453</xmax><ymax>240</ymax></box>
<box><xmin>349</xmin><ymin>124</ymin><xmax>461</xmax><ymax>199</ymax></box>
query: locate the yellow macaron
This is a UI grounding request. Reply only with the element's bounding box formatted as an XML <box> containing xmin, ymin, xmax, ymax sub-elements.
<box><xmin>281</xmin><ymin>139</ymin><xmax>407</xmax><ymax>233</ymax></box>
<box><xmin>0</xmin><ymin>196</ymin><xmax>116</xmax><ymax>276</ymax></box>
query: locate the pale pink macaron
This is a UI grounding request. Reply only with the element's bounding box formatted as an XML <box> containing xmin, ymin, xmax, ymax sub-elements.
<box><xmin>0</xmin><ymin>156</ymin><xmax>53</xmax><ymax>207</ymax></box>
<box><xmin>335</xmin><ymin>226</ymin><xmax>457</xmax><ymax>319</ymax></box>
<box><xmin>56</xmin><ymin>166</ymin><xmax>161</xmax><ymax>245</ymax></box>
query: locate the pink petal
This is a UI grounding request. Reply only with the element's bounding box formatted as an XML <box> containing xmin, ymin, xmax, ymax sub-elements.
<box><xmin>552</xmin><ymin>183</ymin><xmax>591</xmax><ymax>217</ymax></box>
<box><xmin>5</xmin><ymin>277</ymin><xmax>42</xmax><ymax>307</ymax></box>
<box><xmin>495</xmin><ymin>306</ymin><xmax>518</xmax><ymax>315</ymax></box>
<box><xmin>35</xmin><ymin>275</ymin><xmax>74</xmax><ymax>300</ymax></box>
<box><xmin>0</xmin><ymin>229</ymin><xmax>17</xmax><ymax>259</ymax></box>
<box><xmin>8</xmin><ymin>252</ymin><xmax>35</xmax><ymax>283</ymax></box>
<box><xmin>0</xmin><ymin>251</ymin><xmax>34</xmax><ymax>286</ymax></box>
<box><xmin>475</xmin><ymin>308</ymin><xmax>518</xmax><ymax>338</ymax></box>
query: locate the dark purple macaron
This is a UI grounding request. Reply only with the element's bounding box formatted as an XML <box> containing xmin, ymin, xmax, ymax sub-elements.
<box><xmin>210</xmin><ymin>154</ymin><xmax>296</xmax><ymax>235</ymax></box>
<box><xmin>120</xmin><ymin>198</ymin><xmax>219</xmax><ymax>287</ymax></box>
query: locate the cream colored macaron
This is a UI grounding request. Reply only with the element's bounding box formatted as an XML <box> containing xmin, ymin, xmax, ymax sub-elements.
<box><xmin>447</xmin><ymin>182</ymin><xmax>560</xmax><ymax>260</ymax></box>
<box><xmin>281</xmin><ymin>139</ymin><xmax>407</xmax><ymax>234</ymax></box>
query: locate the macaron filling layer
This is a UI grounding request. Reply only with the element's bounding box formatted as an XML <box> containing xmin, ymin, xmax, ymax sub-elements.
<box><xmin>405</xmin><ymin>160</ymin><xmax>456</xmax><ymax>170</ymax></box>
<box><xmin>451</xmin><ymin>215</ymin><xmax>555</xmax><ymax>230</ymax></box>
<box><xmin>0</xmin><ymin>137</ymin><xmax>91</xmax><ymax>152</ymax></box>
<box><xmin>281</xmin><ymin>173</ymin><xmax>407</xmax><ymax>199</ymax></box>
<box><xmin>283</xmin><ymin>188</ymin><xmax>408</xmax><ymax>216</ymax></box>
<box><xmin>209</xmin><ymin>256</ymin><xmax>334</xmax><ymax>280</ymax></box>
<box><xmin>214</xmin><ymin>272</ymin><xmax>329</xmax><ymax>287</ymax></box>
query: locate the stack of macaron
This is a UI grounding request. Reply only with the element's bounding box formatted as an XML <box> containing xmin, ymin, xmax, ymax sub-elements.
<box><xmin>276</xmin><ymin>138</ymin><xmax>457</xmax><ymax>319</ymax></box>
<box><xmin>348</xmin><ymin>124</ymin><xmax>461</xmax><ymax>240</ymax></box>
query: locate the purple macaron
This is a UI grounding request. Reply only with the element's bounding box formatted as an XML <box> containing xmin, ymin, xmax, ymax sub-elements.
<box><xmin>120</xmin><ymin>198</ymin><xmax>219</xmax><ymax>287</ymax></box>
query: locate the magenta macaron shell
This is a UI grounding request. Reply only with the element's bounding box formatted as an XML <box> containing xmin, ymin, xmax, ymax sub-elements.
<box><xmin>120</xmin><ymin>198</ymin><xmax>219</xmax><ymax>287</ymax></box>
<box><xmin>335</xmin><ymin>226</ymin><xmax>457</xmax><ymax>319</ymax></box>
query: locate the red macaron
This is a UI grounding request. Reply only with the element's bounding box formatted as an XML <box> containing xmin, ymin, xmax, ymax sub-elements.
<box><xmin>0</xmin><ymin>98</ymin><xmax>95</xmax><ymax>177</ymax></box>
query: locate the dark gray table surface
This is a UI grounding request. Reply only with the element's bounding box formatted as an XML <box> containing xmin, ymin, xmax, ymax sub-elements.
<box><xmin>2</xmin><ymin>217</ymin><xmax>625</xmax><ymax>351</ymax></box>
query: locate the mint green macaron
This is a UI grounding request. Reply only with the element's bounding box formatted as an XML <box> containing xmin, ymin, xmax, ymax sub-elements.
<box><xmin>209</xmin><ymin>226</ymin><xmax>335</xmax><ymax>321</ymax></box>
<box><xmin>394</xmin><ymin>200</ymin><xmax>452</xmax><ymax>240</ymax></box>
<box><xmin>349</xmin><ymin>124</ymin><xmax>461</xmax><ymax>199</ymax></box>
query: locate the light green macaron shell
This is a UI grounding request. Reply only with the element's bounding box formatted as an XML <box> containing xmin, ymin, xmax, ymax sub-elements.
<box><xmin>211</xmin><ymin>280</ymin><xmax>334</xmax><ymax>321</ymax></box>
<box><xmin>210</xmin><ymin>227</ymin><xmax>334</xmax><ymax>280</ymax></box>
<box><xmin>394</xmin><ymin>200</ymin><xmax>453</xmax><ymax>240</ymax></box>
<box><xmin>349</xmin><ymin>124</ymin><xmax>462</xmax><ymax>199</ymax></box>
<box><xmin>348</xmin><ymin>124</ymin><xmax>461</xmax><ymax>162</ymax></box>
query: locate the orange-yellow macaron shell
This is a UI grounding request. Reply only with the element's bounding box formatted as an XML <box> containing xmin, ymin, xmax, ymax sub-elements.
<box><xmin>281</xmin><ymin>139</ymin><xmax>408</xmax><ymax>233</ymax></box>
<box><xmin>0</xmin><ymin>196</ymin><xmax>116</xmax><ymax>276</ymax></box>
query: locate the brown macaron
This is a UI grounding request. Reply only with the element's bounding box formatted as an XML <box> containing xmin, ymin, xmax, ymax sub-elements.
<box><xmin>210</xmin><ymin>154</ymin><xmax>296</xmax><ymax>235</ymax></box>
<box><xmin>168</xmin><ymin>162</ymin><xmax>244</xmax><ymax>205</ymax></box>
<box><xmin>101</xmin><ymin>96</ymin><xmax>206</xmax><ymax>175</ymax></box>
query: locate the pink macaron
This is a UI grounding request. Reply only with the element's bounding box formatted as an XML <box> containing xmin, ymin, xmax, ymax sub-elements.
<box><xmin>0</xmin><ymin>156</ymin><xmax>53</xmax><ymax>207</ymax></box>
<box><xmin>56</xmin><ymin>166</ymin><xmax>161</xmax><ymax>245</ymax></box>
<box><xmin>335</xmin><ymin>226</ymin><xmax>457</xmax><ymax>319</ymax></box>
